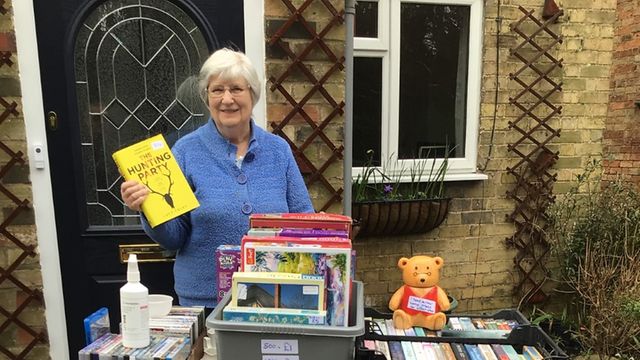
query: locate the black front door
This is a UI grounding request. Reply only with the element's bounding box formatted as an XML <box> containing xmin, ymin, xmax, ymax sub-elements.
<box><xmin>32</xmin><ymin>0</ymin><xmax>243</xmax><ymax>354</ymax></box>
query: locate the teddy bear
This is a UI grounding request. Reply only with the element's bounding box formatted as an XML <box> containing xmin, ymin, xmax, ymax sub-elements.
<box><xmin>388</xmin><ymin>255</ymin><xmax>451</xmax><ymax>330</ymax></box>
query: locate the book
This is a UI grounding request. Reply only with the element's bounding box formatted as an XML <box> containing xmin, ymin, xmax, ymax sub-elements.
<box><xmin>215</xmin><ymin>245</ymin><xmax>241</xmax><ymax>302</ymax></box>
<box><xmin>440</xmin><ymin>342</ymin><xmax>458</xmax><ymax>360</ymax></box>
<box><xmin>247</xmin><ymin>227</ymin><xmax>350</xmax><ymax>238</ymax></box>
<box><xmin>375</xmin><ymin>340</ymin><xmax>392</xmax><ymax>360</ymax></box>
<box><xmin>522</xmin><ymin>345</ymin><xmax>544</xmax><ymax>360</ymax></box>
<box><xmin>249</xmin><ymin>213</ymin><xmax>352</xmax><ymax>233</ymax></box>
<box><xmin>478</xmin><ymin>343</ymin><xmax>499</xmax><ymax>360</ymax></box>
<box><xmin>413</xmin><ymin>326</ymin><xmax>426</xmax><ymax>336</ymax></box>
<box><xmin>401</xmin><ymin>341</ymin><xmax>416</xmax><ymax>360</ymax></box>
<box><xmin>230</xmin><ymin>272</ymin><xmax>325</xmax><ymax>311</ymax></box>
<box><xmin>112</xmin><ymin>133</ymin><xmax>199</xmax><ymax>228</ymax></box>
<box><xmin>222</xmin><ymin>304</ymin><xmax>326</xmax><ymax>325</ymax></box>
<box><xmin>242</xmin><ymin>241</ymin><xmax>351</xmax><ymax>326</ymax></box>
<box><xmin>500</xmin><ymin>345</ymin><xmax>521</xmax><ymax>360</ymax></box>
<box><xmin>463</xmin><ymin>344</ymin><xmax>483</xmax><ymax>360</ymax></box>
<box><xmin>450</xmin><ymin>342</ymin><xmax>470</xmax><ymax>360</ymax></box>
<box><xmin>491</xmin><ymin>344</ymin><xmax>510</xmax><ymax>360</ymax></box>
<box><xmin>388</xmin><ymin>341</ymin><xmax>405</xmax><ymax>360</ymax></box>
<box><xmin>411</xmin><ymin>341</ymin><xmax>426</xmax><ymax>358</ymax></box>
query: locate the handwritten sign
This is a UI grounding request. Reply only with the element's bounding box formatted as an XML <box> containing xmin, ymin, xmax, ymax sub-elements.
<box><xmin>261</xmin><ymin>339</ymin><xmax>299</xmax><ymax>354</ymax></box>
<box><xmin>407</xmin><ymin>296</ymin><xmax>436</xmax><ymax>314</ymax></box>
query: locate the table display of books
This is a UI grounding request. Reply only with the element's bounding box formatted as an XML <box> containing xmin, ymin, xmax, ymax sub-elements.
<box><xmin>356</xmin><ymin>309</ymin><xmax>568</xmax><ymax>360</ymax></box>
<box><xmin>78</xmin><ymin>306</ymin><xmax>205</xmax><ymax>360</ymax></box>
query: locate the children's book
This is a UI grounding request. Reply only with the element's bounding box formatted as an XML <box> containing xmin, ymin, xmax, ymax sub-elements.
<box><xmin>230</xmin><ymin>272</ymin><xmax>325</xmax><ymax>312</ymax></box>
<box><xmin>112</xmin><ymin>133</ymin><xmax>199</xmax><ymax>228</ymax></box>
<box><xmin>215</xmin><ymin>245</ymin><xmax>241</xmax><ymax>302</ymax></box>
<box><xmin>242</xmin><ymin>241</ymin><xmax>351</xmax><ymax>327</ymax></box>
<box><xmin>249</xmin><ymin>213</ymin><xmax>352</xmax><ymax>234</ymax></box>
<box><xmin>222</xmin><ymin>304</ymin><xmax>326</xmax><ymax>325</ymax></box>
<box><xmin>247</xmin><ymin>228</ymin><xmax>350</xmax><ymax>238</ymax></box>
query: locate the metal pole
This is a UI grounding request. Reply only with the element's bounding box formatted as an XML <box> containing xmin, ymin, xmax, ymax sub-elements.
<box><xmin>343</xmin><ymin>0</ymin><xmax>355</xmax><ymax>216</ymax></box>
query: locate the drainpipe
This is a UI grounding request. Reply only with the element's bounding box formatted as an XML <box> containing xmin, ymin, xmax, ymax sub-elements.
<box><xmin>343</xmin><ymin>0</ymin><xmax>355</xmax><ymax>216</ymax></box>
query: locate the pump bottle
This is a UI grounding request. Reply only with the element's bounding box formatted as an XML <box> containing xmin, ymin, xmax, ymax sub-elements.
<box><xmin>120</xmin><ymin>254</ymin><xmax>150</xmax><ymax>348</ymax></box>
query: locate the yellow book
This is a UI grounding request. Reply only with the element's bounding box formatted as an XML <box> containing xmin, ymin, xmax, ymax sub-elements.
<box><xmin>112</xmin><ymin>134</ymin><xmax>199</xmax><ymax>228</ymax></box>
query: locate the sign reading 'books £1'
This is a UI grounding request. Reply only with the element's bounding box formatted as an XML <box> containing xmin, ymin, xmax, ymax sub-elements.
<box><xmin>112</xmin><ymin>134</ymin><xmax>200</xmax><ymax>228</ymax></box>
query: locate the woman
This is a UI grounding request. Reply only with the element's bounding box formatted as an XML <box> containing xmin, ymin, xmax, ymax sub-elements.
<box><xmin>120</xmin><ymin>48</ymin><xmax>314</xmax><ymax>308</ymax></box>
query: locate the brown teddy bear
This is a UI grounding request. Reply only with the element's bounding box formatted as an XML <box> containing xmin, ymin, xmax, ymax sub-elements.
<box><xmin>388</xmin><ymin>255</ymin><xmax>451</xmax><ymax>330</ymax></box>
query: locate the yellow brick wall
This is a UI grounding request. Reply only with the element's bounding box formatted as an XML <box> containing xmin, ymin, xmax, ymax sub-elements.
<box><xmin>353</xmin><ymin>0</ymin><xmax>616</xmax><ymax>313</ymax></box>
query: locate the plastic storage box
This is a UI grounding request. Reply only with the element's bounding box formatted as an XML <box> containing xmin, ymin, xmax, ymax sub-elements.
<box><xmin>207</xmin><ymin>281</ymin><xmax>364</xmax><ymax>360</ymax></box>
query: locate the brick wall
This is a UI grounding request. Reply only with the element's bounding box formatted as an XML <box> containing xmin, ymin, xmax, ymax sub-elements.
<box><xmin>264</xmin><ymin>0</ymin><xmax>346</xmax><ymax>214</ymax></box>
<box><xmin>0</xmin><ymin>0</ymin><xmax>50</xmax><ymax>358</ymax></box>
<box><xmin>353</xmin><ymin>0</ymin><xmax>617</xmax><ymax>313</ymax></box>
<box><xmin>604</xmin><ymin>0</ymin><xmax>640</xmax><ymax>182</ymax></box>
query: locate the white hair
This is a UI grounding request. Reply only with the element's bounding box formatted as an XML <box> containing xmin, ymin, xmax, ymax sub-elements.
<box><xmin>198</xmin><ymin>48</ymin><xmax>261</xmax><ymax>106</ymax></box>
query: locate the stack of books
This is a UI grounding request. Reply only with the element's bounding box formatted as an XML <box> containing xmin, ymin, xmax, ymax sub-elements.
<box><xmin>216</xmin><ymin>213</ymin><xmax>354</xmax><ymax>327</ymax></box>
<box><xmin>78</xmin><ymin>333</ymin><xmax>190</xmax><ymax>360</ymax></box>
<box><xmin>362</xmin><ymin>339</ymin><xmax>546</xmax><ymax>360</ymax></box>
<box><xmin>79</xmin><ymin>306</ymin><xmax>205</xmax><ymax>360</ymax></box>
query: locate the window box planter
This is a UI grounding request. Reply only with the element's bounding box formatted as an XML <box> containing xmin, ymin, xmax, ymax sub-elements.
<box><xmin>351</xmin><ymin>198</ymin><xmax>451</xmax><ymax>238</ymax></box>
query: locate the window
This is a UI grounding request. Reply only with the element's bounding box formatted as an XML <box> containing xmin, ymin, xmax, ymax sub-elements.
<box><xmin>353</xmin><ymin>0</ymin><xmax>484</xmax><ymax>180</ymax></box>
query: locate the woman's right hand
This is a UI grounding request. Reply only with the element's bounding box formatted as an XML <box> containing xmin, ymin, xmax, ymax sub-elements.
<box><xmin>120</xmin><ymin>180</ymin><xmax>149</xmax><ymax>212</ymax></box>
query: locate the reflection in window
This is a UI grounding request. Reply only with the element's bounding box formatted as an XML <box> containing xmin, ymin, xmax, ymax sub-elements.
<box><xmin>355</xmin><ymin>1</ymin><xmax>379</xmax><ymax>38</ymax></box>
<box><xmin>74</xmin><ymin>0</ymin><xmax>210</xmax><ymax>226</ymax></box>
<box><xmin>398</xmin><ymin>4</ymin><xmax>469</xmax><ymax>160</ymax></box>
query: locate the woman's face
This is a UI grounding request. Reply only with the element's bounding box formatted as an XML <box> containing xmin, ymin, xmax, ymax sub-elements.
<box><xmin>206</xmin><ymin>76</ymin><xmax>253</xmax><ymax>134</ymax></box>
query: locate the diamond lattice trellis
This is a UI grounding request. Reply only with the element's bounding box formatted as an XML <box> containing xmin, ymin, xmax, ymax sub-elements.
<box><xmin>267</xmin><ymin>0</ymin><xmax>345</xmax><ymax>212</ymax></box>
<box><xmin>505</xmin><ymin>6</ymin><xmax>564</xmax><ymax>305</ymax></box>
<box><xmin>0</xmin><ymin>94</ymin><xmax>48</xmax><ymax>358</ymax></box>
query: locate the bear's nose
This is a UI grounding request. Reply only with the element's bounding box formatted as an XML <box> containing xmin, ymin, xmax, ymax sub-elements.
<box><xmin>420</xmin><ymin>278</ymin><xmax>425</xmax><ymax>283</ymax></box>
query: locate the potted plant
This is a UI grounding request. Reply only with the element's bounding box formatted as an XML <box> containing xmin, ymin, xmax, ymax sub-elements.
<box><xmin>352</xmin><ymin>150</ymin><xmax>451</xmax><ymax>238</ymax></box>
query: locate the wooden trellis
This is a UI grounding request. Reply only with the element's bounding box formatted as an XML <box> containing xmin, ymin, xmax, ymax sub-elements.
<box><xmin>0</xmin><ymin>96</ymin><xmax>47</xmax><ymax>357</ymax></box>
<box><xmin>267</xmin><ymin>0</ymin><xmax>345</xmax><ymax>212</ymax></box>
<box><xmin>505</xmin><ymin>6</ymin><xmax>563</xmax><ymax>304</ymax></box>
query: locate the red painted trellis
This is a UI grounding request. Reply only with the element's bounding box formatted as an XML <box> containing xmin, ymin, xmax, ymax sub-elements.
<box><xmin>505</xmin><ymin>6</ymin><xmax>563</xmax><ymax>304</ymax></box>
<box><xmin>0</xmin><ymin>94</ymin><xmax>47</xmax><ymax>357</ymax></box>
<box><xmin>267</xmin><ymin>0</ymin><xmax>345</xmax><ymax>212</ymax></box>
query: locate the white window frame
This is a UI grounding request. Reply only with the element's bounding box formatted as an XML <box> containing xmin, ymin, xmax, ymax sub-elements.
<box><xmin>354</xmin><ymin>0</ymin><xmax>486</xmax><ymax>182</ymax></box>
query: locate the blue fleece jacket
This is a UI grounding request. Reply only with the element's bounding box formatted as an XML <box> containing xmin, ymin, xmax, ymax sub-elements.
<box><xmin>142</xmin><ymin>119</ymin><xmax>314</xmax><ymax>307</ymax></box>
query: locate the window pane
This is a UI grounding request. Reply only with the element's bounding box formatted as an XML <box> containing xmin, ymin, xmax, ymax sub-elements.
<box><xmin>355</xmin><ymin>1</ymin><xmax>378</xmax><ymax>38</ymax></box>
<box><xmin>398</xmin><ymin>3</ymin><xmax>470</xmax><ymax>159</ymax></box>
<box><xmin>353</xmin><ymin>57</ymin><xmax>382</xmax><ymax>167</ymax></box>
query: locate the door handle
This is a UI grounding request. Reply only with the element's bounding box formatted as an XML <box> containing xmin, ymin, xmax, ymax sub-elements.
<box><xmin>119</xmin><ymin>243</ymin><xmax>176</xmax><ymax>263</ymax></box>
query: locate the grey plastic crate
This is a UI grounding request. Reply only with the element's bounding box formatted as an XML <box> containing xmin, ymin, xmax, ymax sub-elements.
<box><xmin>207</xmin><ymin>281</ymin><xmax>364</xmax><ymax>360</ymax></box>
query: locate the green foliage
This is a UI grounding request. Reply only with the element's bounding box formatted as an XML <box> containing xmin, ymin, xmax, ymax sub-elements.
<box><xmin>352</xmin><ymin>149</ymin><xmax>450</xmax><ymax>202</ymax></box>
<box><xmin>546</xmin><ymin>159</ymin><xmax>640</xmax><ymax>358</ymax></box>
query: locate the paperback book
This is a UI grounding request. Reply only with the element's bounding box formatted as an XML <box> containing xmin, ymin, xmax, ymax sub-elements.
<box><xmin>242</xmin><ymin>241</ymin><xmax>351</xmax><ymax>326</ymax></box>
<box><xmin>112</xmin><ymin>133</ymin><xmax>199</xmax><ymax>228</ymax></box>
<box><xmin>230</xmin><ymin>272</ymin><xmax>325</xmax><ymax>312</ymax></box>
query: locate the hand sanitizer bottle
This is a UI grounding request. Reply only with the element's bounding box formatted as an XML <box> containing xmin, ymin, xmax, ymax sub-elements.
<box><xmin>120</xmin><ymin>254</ymin><xmax>149</xmax><ymax>348</ymax></box>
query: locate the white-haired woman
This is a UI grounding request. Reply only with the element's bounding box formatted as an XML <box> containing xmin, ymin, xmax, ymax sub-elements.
<box><xmin>120</xmin><ymin>48</ymin><xmax>314</xmax><ymax>310</ymax></box>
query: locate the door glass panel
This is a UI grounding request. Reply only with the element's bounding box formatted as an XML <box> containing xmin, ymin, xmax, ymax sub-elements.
<box><xmin>398</xmin><ymin>3</ymin><xmax>469</xmax><ymax>160</ymax></box>
<box><xmin>75</xmin><ymin>0</ymin><xmax>210</xmax><ymax>227</ymax></box>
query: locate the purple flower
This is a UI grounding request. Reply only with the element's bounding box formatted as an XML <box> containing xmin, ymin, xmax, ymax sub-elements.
<box><xmin>383</xmin><ymin>184</ymin><xmax>393</xmax><ymax>194</ymax></box>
